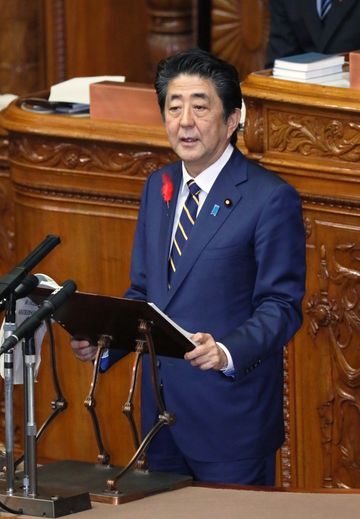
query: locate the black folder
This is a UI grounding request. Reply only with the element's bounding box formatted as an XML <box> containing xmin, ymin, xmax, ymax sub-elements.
<box><xmin>30</xmin><ymin>288</ymin><xmax>195</xmax><ymax>358</ymax></box>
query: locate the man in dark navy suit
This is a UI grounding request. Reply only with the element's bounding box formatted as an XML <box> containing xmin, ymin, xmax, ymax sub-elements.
<box><xmin>266</xmin><ymin>0</ymin><xmax>360</xmax><ymax>67</ymax></box>
<box><xmin>71</xmin><ymin>48</ymin><xmax>306</xmax><ymax>486</ymax></box>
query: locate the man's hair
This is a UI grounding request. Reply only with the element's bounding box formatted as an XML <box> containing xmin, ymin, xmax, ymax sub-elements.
<box><xmin>154</xmin><ymin>48</ymin><xmax>242</xmax><ymax>146</ymax></box>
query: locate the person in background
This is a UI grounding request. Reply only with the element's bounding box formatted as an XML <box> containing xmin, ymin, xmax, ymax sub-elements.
<box><xmin>266</xmin><ymin>0</ymin><xmax>360</xmax><ymax>67</ymax></box>
<box><xmin>71</xmin><ymin>48</ymin><xmax>306</xmax><ymax>486</ymax></box>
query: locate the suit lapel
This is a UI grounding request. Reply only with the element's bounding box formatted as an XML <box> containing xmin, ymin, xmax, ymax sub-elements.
<box><xmin>164</xmin><ymin>150</ymin><xmax>248</xmax><ymax>309</ymax></box>
<box><xmin>157</xmin><ymin>163</ymin><xmax>182</xmax><ymax>303</ymax></box>
<box><xmin>319</xmin><ymin>0</ymin><xmax>358</xmax><ymax>51</ymax></box>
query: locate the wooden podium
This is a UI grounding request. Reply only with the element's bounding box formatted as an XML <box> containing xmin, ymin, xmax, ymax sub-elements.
<box><xmin>0</xmin><ymin>98</ymin><xmax>176</xmax><ymax>474</ymax></box>
<box><xmin>1</xmin><ymin>71</ymin><xmax>360</xmax><ymax>491</ymax></box>
<box><xmin>241</xmin><ymin>70</ymin><xmax>360</xmax><ymax>489</ymax></box>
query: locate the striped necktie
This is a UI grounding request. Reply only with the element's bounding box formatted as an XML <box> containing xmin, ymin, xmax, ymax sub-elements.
<box><xmin>168</xmin><ymin>179</ymin><xmax>201</xmax><ymax>286</ymax></box>
<box><xmin>319</xmin><ymin>0</ymin><xmax>332</xmax><ymax>19</ymax></box>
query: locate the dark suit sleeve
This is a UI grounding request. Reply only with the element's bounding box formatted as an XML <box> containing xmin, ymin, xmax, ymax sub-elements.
<box><xmin>266</xmin><ymin>0</ymin><xmax>301</xmax><ymax>67</ymax></box>
<box><xmin>221</xmin><ymin>182</ymin><xmax>306</xmax><ymax>379</ymax></box>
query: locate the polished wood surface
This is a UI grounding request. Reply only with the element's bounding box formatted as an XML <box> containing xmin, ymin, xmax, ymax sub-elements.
<box><xmin>0</xmin><ymin>1</ymin><xmax>273</xmax><ymax>96</ymax></box>
<box><xmin>0</xmin><ymin>0</ymin><xmax>46</xmax><ymax>95</ymax></box>
<box><xmin>0</xmin><ymin>100</ymin><xmax>175</xmax><ymax>468</ymax></box>
<box><xmin>146</xmin><ymin>0</ymin><xmax>196</xmax><ymax>80</ymax></box>
<box><xmin>0</xmin><ymin>0</ymin><xmax>198</xmax><ymax>95</ymax></box>
<box><xmin>242</xmin><ymin>71</ymin><xmax>360</xmax><ymax>489</ymax></box>
<box><xmin>0</xmin><ymin>125</ymin><xmax>14</xmax><ymax>273</ymax></box>
<box><xmin>211</xmin><ymin>0</ymin><xmax>270</xmax><ymax>80</ymax></box>
<box><xmin>45</xmin><ymin>0</ymin><xmax>150</xmax><ymax>85</ymax></box>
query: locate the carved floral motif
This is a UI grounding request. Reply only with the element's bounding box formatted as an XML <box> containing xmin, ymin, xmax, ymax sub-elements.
<box><xmin>0</xmin><ymin>134</ymin><xmax>9</xmax><ymax>166</ymax></box>
<box><xmin>280</xmin><ymin>347</ymin><xmax>292</xmax><ymax>487</ymax></box>
<box><xmin>307</xmin><ymin>243</ymin><xmax>360</xmax><ymax>487</ymax></box>
<box><xmin>10</xmin><ymin>136</ymin><xmax>175</xmax><ymax>177</ymax></box>
<box><xmin>16</xmin><ymin>183</ymin><xmax>142</xmax><ymax>208</ymax></box>
<box><xmin>243</xmin><ymin>99</ymin><xmax>264</xmax><ymax>153</ymax></box>
<box><xmin>304</xmin><ymin>216</ymin><xmax>312</xmax><ymax>240</ymax></box>
<box><xmin>269</xmin><ymin>111</ymin><xmax>360</xmax><ymax>162</ymax></box>
<box><xmin>212</xmin><ymin>0</ymin><xmax>269</xmax><ymax>79</ymax></box>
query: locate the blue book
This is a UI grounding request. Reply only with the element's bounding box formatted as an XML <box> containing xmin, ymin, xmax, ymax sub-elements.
<box><xmin>274</xmin><ymin>52</ymin><xmax>345</xmax><ymax>71</ymax></box>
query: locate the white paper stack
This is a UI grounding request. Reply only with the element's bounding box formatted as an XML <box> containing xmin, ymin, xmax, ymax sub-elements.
<box><xmin>273</xmin><ymin>52</ymin><xmax>345</xmax><ymax>82</ymax></box>
<box><xmin>49</xmin><ymin>75</ymin><xmax>125</xmax><ymax>105</ymax></box>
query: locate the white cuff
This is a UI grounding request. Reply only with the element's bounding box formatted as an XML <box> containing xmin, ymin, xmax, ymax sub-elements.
<box><xmin>217</xmin><ymin>342</ymin><xmax>235</xmax><ymax>376</ymax></box>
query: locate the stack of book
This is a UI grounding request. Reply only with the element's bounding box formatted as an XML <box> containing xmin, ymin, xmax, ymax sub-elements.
<box><xmin>272</xmin><ymin>52</ymin><xmax>345</xmax><ymax>83</ymax></box>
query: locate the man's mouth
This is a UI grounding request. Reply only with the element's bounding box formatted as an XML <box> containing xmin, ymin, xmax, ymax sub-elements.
<box><xmin>180</xmin><ymin>137</ymin><xmax>198</xmax><ymax>143</ymax></box>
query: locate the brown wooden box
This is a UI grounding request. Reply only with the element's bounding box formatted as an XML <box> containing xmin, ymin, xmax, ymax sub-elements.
<box><xmin>349</xmin><ymin>51</ymin><xmax>360</xmax><ymax>89</ymax></box>
<box><xmin>90</xmin><ymin>81</ymin><xmax>163</xmax><ymax>125</ymax></box>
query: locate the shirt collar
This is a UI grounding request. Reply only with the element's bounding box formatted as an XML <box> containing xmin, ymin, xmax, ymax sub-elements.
<box><xmin>181</xmin><ymin>144</ymin><xmax>234</xmax><ymax>195</ymax></box>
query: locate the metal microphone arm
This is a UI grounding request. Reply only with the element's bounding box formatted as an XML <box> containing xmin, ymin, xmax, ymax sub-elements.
<box><xmin>0</xmin><ymin>234</ymin><xmax>60</xmax><ymax>301</ymax></box>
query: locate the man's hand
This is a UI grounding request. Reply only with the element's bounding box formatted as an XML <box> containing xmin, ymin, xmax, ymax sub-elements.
<box><xmin>184</xmin><ymin>332</ymin><xmax>227</xmax><ymax>371</ymax></box>
<box><xmin>70</xmin><ymin>338</ymin><xmax>97</xmax><ymax>362</ymax></box>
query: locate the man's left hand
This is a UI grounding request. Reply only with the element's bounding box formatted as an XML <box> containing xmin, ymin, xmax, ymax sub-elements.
<box><xmin>184</xmin><ymin>332</ymin><xmax>227</xmax><ymax>371</ymax></box>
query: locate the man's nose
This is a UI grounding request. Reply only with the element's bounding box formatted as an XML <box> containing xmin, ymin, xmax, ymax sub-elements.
<box><xmin>180</xmin><ymin>106</ymin><xmax>194</xmax><ymax>126</ymax></box>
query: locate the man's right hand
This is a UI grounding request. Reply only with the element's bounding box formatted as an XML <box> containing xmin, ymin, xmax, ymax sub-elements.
<box><xmin>70</xmin><ymin>338</ymin><xmax>97</xmax><ymax>362</ymax></box>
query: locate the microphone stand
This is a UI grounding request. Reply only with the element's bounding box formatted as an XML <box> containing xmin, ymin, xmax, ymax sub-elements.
<box><xmin>0</xmin><ymin>284</ymin><xmax>91</xmax><ymax>517</ymax></box>
<box><xmin>22</xmin><ymin>334</ymin><xmax>37</xmax><ymax>497</ymax></box>
<box><xmin>3</xmin><ymin>292</ymin><xmax>16</xmax><ymax>495</ymax></box>
<box><xmin>1</xmin><ymin>292</ymin><xmax>23</xmax><ymax>515</ymax></box>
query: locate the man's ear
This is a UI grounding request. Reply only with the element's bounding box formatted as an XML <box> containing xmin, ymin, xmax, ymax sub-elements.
<box><xmin>226</xmin><ymin>108</ymin><xmax>242</xmax><ymax>138</ymax></box>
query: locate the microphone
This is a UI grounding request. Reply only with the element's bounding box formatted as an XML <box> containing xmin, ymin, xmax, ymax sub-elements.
<box><xmin>0</xmin><ymin>275</ymin><xmax>39</xmax><ymax>312</ymax></box>
<box><xmin>0</xmin><ymin>280</ymin><xmax>77</xmax><ymax>355</ymax></box>
<box><xmin>0</xmin><ymin>234</ymin><xmax>61</xmax><ymax>301</ymax></box>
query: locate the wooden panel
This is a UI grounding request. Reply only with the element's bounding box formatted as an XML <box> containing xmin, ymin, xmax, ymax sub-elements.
<box><xmin>0</xmin><ymin>0</ymin><xmax>46</xmax><ymax>95</ymax></box>
<box><xmin>0</xmin><ymin>0</ymin><xmax>201</xmax><ymax>94</ymax></box>
<box><xmin>44</xmin><ymin>0</ymin><xmax>151</xmax><ymax>86</ymax></box>
<box><xmin>241</xmin><ymin>71</ymin><xmax>360</xmax><ymax>488</ymax></box>
<box><xmin>0</xmin><ymin>103</ymin><xmax>175</xmax><ymax>467</ymax></box>
<box><xmin>63</xmin><ymin>0</ymin><xmax>149</xmax><ymax>82</ymax></box>
<box><xmin>44</xmin><ymin>0</ymin><xmax>196</xmax><ymax>86</ymax></box>
<box><xmin>211</xmin><ymin>0</ymin><xmax>270</xmax><ymax>80</ymax></box>
<box><xmin>146</xmin><ymin>0</ymin><xmax>195</xmax><ymax>80</ymax></box>
<box><xmin>302</xmin><ymin>207</ymin><xmax>360</xmax><ymax>488</ymax></box>
<box><xmin>11</xmin><ymin>168</ymin><xmax>141</xmax><ymax>464</ymax></box>
<box><xmin>0</xmin><ymin>0</ymin><xmax>152</xmax><ymax>93</ymax></box>
<box><xmin>0</xmin><ymin>126</ymin><xmax>15</xmax><ymax>274</ymax></box>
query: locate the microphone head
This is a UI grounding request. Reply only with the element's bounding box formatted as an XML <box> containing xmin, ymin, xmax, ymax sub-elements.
<box><xmin>0</xmin><ymin>274</ymin><xmax>39</xmax><ymax>312</ymax></box>
<box><xmin>15</xmin><ymin>274</ymin><xmax>39</xmax><ymax>299</ymax></box>
<box><xmin>59</xmin><ymin>279</ymin><xmax>77</xmax><ymax>296</ymax></box>
<box><xmin>44</xmin><ymin>280</ymin><xmax>77</xmax><ymax>313</ymax></box>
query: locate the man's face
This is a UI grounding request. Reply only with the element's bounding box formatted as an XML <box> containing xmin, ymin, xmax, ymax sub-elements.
<box><xmin>164</xmin><ymin>74</ymin><xmax>240</xmax><ymax>177</ymax></box>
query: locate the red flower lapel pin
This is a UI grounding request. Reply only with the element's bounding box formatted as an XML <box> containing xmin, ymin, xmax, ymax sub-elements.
<box><xmin>161</xmin><ymin>173</ymin><xmax>174</xmax><ymax>208</ymax></box>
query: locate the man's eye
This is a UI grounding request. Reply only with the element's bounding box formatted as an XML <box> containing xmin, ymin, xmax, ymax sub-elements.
<box><xmin>169</xmin><ymin>106</ymin><xmax>181</xmax><ymax>113</ymax></box>
<box><xmin>194</xmin><ymin>105</ymin><xmax>207</xmax><ymax>112</ymax></box>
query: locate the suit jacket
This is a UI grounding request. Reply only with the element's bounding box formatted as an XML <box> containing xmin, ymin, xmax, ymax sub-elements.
<box><xmin>266</xmin><ymin>0</ymin><xmax>360</xmax><ymax>67</ymax></box>
<box><xmin>119</xmin><ymin>148</ymin><xmax>306</xmax><ymax>462</ymax></box>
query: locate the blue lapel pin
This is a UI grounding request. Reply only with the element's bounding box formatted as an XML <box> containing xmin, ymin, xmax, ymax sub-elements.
<box><xmin>211</xmin><ymin>204</ymin><xmax>220</xmax><ymax>216</ymax></box>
